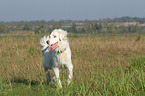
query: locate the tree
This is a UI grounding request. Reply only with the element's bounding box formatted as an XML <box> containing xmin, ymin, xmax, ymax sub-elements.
<box><xmin>134</xmin><ymin>24</ymin><xmax>140</xmax><ymax>34</ymax></box>
<box><xmin>34</xmin><ymin>24</ymin><xmax>49</xmax><ymax>34</ymax></box>
<box><xmin>23</xmin><ymin>23</ymin><xmax>30</xmax><ymax>31</ymax></box>
<box><xmin>80</xmin><ymin>28</ymin><xmax>86</xmax><ymax>33</ymax></box>
<box><xmin>0</xmin><ymin>23</ymin><xmax>7</xmax><ymax>33</ymax></box>
<box><xmin>51</xmin><ymin>22</ymin><xmax>62</xmax><ymax>31</ymax></box>
<box><xmin>108</xmin><ymin>24</ymin><xmax>118</xmax><ymax>34</ymax></box>
<box><xmin>93</xmin><ymin>23</ymin><xmax>103</xmax><ymax>33</ymax></box>
<box><xmin>69</xmin><ymin>22</ymin><xmax>77</xmax><ymax>33</ymax></box>
<box><xmin>128</xmin><ymin>25</ymin><xmax>136</xmax><ymax>33</ymax></box>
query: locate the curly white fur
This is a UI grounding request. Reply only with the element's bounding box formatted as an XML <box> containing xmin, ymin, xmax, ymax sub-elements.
<box><xmin>40</xmin><ymin>35</ymin><xmax>50</xmax><ymax>51</ymax></box>
<box><xmin>40</xmin><ymin>29</ymin><xmax>73</xmax><ymax>88</ymax></box>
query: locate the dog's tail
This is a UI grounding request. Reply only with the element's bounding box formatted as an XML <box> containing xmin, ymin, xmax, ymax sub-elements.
<box><xmin>40</xmin><ymin>35</ymin><xmax>49</xmax><ymax>51</ymax></box>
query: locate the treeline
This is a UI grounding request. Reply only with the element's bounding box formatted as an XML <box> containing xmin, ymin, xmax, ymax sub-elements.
<box><xmin>0</xmin><ymin>16</ymin><xmax>145</xmax><ymax>34</ymax></box>
<box><xmin>87</xmin><ymin>23</ymin><xmax>141</xmax><ymax>34</ymax></box>
<box><xmin>103</xmin><ymin>16</ymin><xmax>145</xmax><ymax>23</ymax></box>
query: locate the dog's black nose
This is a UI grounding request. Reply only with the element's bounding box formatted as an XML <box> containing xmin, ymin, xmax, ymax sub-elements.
<box><xmin>46</xmin><ymin>40</ymin><xmax>50</xmax><ymax>44</ymax></box>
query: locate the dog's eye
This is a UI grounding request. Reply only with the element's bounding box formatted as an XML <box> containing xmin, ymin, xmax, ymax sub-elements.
<box><xmin>53</xmin><ymin>35</ymin><xmax>57</xmax><ymax>38</ymax></box>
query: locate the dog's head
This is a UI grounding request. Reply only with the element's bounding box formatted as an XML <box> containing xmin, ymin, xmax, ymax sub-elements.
<box><xmin>47</xmin><ymin>29</ymin><xmax>67</xmax><ymax>51</ymax></box>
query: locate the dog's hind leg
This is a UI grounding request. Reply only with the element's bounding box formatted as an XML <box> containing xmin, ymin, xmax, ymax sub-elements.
<box><xmin>44</xmin><ymin>67</ymin><xmax>51</xmax><ymax>83</ymax></box>
<box><xmin>52</xmin><ymin>67</ymin><xmax>62</xmax><ymax>88</ymax></box>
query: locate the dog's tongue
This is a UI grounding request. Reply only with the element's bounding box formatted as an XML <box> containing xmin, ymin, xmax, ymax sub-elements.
<box><xmin>49</xmin><ymin>42</ymin><xmax>58</xmax><ymax>51</ymax></box>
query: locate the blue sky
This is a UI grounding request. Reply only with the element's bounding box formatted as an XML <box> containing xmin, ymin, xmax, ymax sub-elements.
<box><xmin>0</xmin><ymin>0</ymin><xmax>145</xmax><ymax>21</ymax></box>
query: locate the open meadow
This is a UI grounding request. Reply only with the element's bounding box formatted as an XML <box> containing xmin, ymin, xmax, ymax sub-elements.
<box><xmin>0</xmin><ymin>34</ymin><xmax>145</xmax><ymax>96</ymax></box>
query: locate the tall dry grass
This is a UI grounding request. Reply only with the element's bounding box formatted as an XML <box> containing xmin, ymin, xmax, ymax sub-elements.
<box><xmin>70</xmin><ymin>36</ymin><xmax>145</xmax><ymax>81</ymax></box>
<box><xmin>0</xmin><ymin>36</ymin><xmax>145</xmax><ymax>80</ymax></box>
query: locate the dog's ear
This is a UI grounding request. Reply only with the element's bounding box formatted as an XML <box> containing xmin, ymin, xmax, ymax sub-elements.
<box><xmin>59</xmin><ymin>30</ymin><xmax>67</xmax><ymax>41</ymax></box>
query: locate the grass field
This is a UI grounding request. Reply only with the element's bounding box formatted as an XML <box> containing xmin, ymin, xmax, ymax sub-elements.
<box><xmin>0</xmin><ymin>35</ymin><xmax>145</xmax><ymax>96</ymax></box>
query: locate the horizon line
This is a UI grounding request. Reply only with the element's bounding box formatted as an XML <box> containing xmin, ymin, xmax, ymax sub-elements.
<box><xmin>1</xmin><ymin>16</ymin><xmax>145</xmax><ymax>22</ymax></box>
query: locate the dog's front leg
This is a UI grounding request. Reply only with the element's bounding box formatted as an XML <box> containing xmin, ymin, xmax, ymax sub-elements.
<box><xmin>52</xmin><ymin>67</ymin><xmax>62</xmax><ymax>88</ymax></box>
<box><xmin>67</xmin><ymin>65</ymin><xmax>73</xmax><ymax>85</ymax></box>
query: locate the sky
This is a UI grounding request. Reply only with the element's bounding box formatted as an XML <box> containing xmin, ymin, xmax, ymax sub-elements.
<box><xmin>0</xmin><ymin>0</ymin><xmax>145</xmax><ymax>22</ymax></box>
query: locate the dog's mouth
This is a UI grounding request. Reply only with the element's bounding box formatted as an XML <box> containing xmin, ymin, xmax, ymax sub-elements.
<box><xmin>49</xmin><ymin>42</ymin><xmax>58</xmax><ymax>51</ymax></box>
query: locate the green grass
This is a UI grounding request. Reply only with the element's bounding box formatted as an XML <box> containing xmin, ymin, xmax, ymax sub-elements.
<box><xmin>0</xmin><ymin>58</ymin><xmax>144</xmax><ymax>96</ymax></box>
<box><xmin>0</xmin><ymin>35</ymin><xmax>145</xmax><ymax>96</ymax></box>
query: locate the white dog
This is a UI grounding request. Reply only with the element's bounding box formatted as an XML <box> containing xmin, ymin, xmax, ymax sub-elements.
<box><xmin>40</xmin><ymin>29</ymin><xmax>73</xmax><ymax>88</ymax></box>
